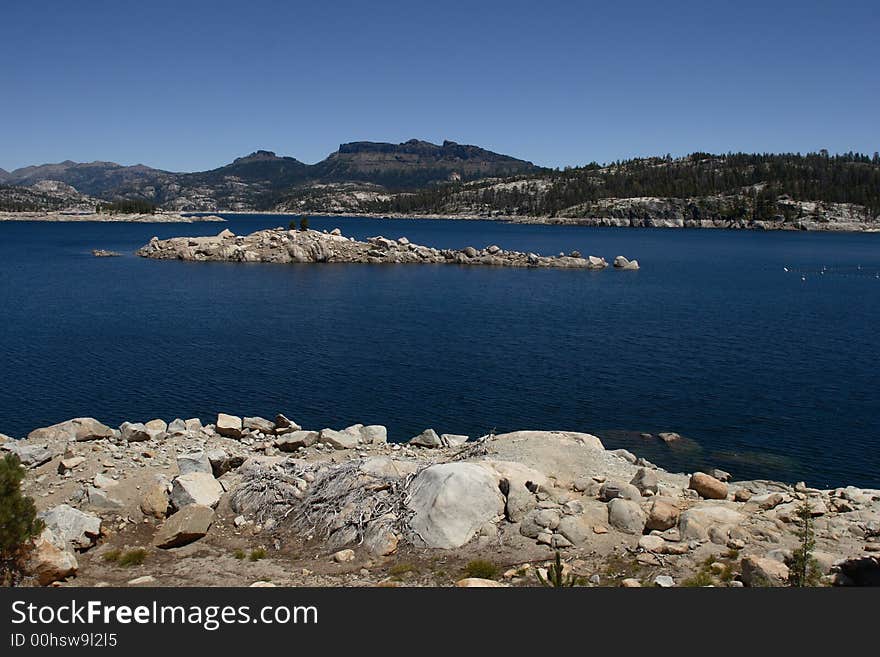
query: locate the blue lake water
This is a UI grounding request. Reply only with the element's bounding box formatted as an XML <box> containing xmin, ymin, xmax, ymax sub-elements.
<box><xmin>1</xmin><ymin>215</ymin><xmax>878</xmax><ymax>488</ymax></box>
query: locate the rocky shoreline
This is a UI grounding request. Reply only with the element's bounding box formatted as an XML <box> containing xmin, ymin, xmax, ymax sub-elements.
<box><xmin>2</xmin><ymin>414</ymin><xmax>877</xmax><ymax>588</ymax></box>
<box><xmin>191</xmin><ymin>208</ymin><xmax>880</xmax><ymax>231</ymax></box>
<box><xmin>137</xmin><ymin>226</ymin><xmax>638</xmax><ymax>269</ymax></box>
<box><xmin>0</xmin><ymin>211</ymin><xmax>226</xmax><ymax>223</ymax></box>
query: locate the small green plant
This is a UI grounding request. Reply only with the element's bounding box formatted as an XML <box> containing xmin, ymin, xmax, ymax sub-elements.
<box><xmin>388</xmin><ymin>562</ymin><xmax>418</xmax><ymax>580</ymax></box>
<box><xmin>787</xmin><ymin>498</ymin><xmax>821</xmax><ymax>587</ymax></box>
<box><xmin>288</xmin><ymin>220</ymin><xmax>297</xmax><ymax>230</ymax></box>
<box><xmin>536</xmin><ymin>551</ymin><xmax>576</xmax><ymax>587</ymax></box>
<box><xmin>249</xmin><ymin>547</ymin><xmax>267</xmax><ymax>561</ymax></box>
<box><xmin>299</xmin><ymin>216</ymin><xmax>309</xmax><ymax>231</ymax></box>
<box><xmin>0</xmin><ymin>453</ymin><xmax>44</xmax><ymax>585</ymax></box>
<box><xmin>104</xmin><ymin>548</ymin><xmax>147</xmax><ymax>566</ymax></box>
<box><xmin>682</xmin><ymin>569</ymin><xmax>715</xmax><ymax>587</ymax></box>
<box><xmin>463</xmin><ymin>559</ymin><xmax>499</xmax><ymax>580</ymax></box>
<box><xmin>233</xmin><ymin>548</ymin><xmax>246</xmax><ymax>560</ymax></box>
<box><xmin>103</xmin><ymin>549</ymin><xmax>122</xmax><ymax>563</ymax></box>
<box><xmin>119</xmin><ymin>548</ymin><xmax>147</xmax><ymax>567</ymax></box>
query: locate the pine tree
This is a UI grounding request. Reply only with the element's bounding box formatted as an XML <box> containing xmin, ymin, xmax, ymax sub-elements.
<box><xmin>0</xmin><ymin>453</ymin><xmax>44</xmax><ymax>585</ymax></box>
<box><xmin>787</xmin><ymin>497</ymin><xmax>821</xmax><ymax>587</ymax></box>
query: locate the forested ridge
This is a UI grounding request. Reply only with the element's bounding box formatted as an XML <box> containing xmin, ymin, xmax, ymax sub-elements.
<box><xmin>365</xmin><ymin>151</ymin><xmax>880</xmax><ymax>218</ymax></box>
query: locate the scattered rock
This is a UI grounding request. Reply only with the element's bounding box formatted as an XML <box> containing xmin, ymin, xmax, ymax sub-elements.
<box><xmin>170</xmin><ymin>472</ymin><xmax>224</xmax><ymax>509</ymax></box>
<box><xmin>607</xmin><ymin>498</ymin><xmax>646</xmax><ymax>535</ymax></box>
<box><xmin>145</xmin><ymin>419</ymin><xmax>167</xmax><ymax>434</ymax></box>
<box><xmin>408</xmin><ymin>428</ymin><xmax>443</xmax><ymax>448</ymax></box>
<box><xmin>243</xmin><ymin>416</ymin><xmax>275</xmax><ymax>434</ymax></box>
<box><xmin>360</xmin><ymin>425</ymin><xmax>388</xmax><ymax>444</ymax></box>
<box><xmin>441</xmin><ymin>434</ymin><xmax>469</xmax><ymax>446</ymax></box>
<box><xmin>599</xmin><ymin>481</ymin><xmax>642</xmax><ymax>502</ymax></box>
<box><xmin>741</xmin><ymin>555</ymin><xmax>790</xmax><ymax>587</ymax></box>
<box><xmin>38</xmin><ymin>505</ymin><xmax>101</xmax><ymax>550</ymax></box>
<box><xmin>638</xmin><ymin>535</ymin><xmax>667</xmax><ymax>553</ymax></box>
<box><xmin>333</xmin><ymin>549</ymin><xmax>356</xmax><ymax>563</ymax></box>
<box><xmin>120</xmin><ymin>422</ymin><xmax>151</xmax><ymax>442</ymax></box>
<box><xmin>630</xmin><ymin>468</ymin><xmax>658</xmax><ymax>495</ymax></box>
<box><xmin>153</xmin><ymin>504</ymin><xmax>215</xmax><ymax>548</ymax></box>
<box><xmin>3</xmin><ymin>443</ymin><xmax>54</xmax><ymax>467</ymax></box>
<box><xmin>689</xmin><ymin>472</ymin><xmax>728</xmax><ymax>500</ymax></box>
<box><xmin>215</xmin><ymin>413</ymin><xmax>243</xmax><ymax>439</ymax></box>
<box><xmin>86</xmin><ymin>486</ymin><xmax>123</xmax><ymax>510</ymax></box>
<box><xmin>28</xmin><ymin>417</ymin><xmax>114</xmax><ymax>442</ymax></box>
<box><xmin>319</xmin><ymin>428</ymin><xmax>359</xmax><ymax>450</ymax></box>
<box><xmin>364</xmin><ymin>521</ymin><xmax>399</xmax><ymax>556</ymax></box>
<box><xmin>276</xmin><ymin>430</ymin><xmax>319</xmax><ymax>451</ymax></box>
<box><xmin>140</xmin><ymin>483</ymin><xmax>170</xmax><ymax>519</ymax></box>
<box><xmin>26</xmin><ymin>529</ymin><xmax>78</xmax><ymax>585</ymax></box>
<box><xmin>709</xmin><ymin>468</ymin><xmax>732</xmax><ymax>482</ymax></box>
<box><xmin>646</xmin><ymin>498</ymin><xmax>680</xmax><ymax>531</ymax></box>
<box><xmin>177</xmin><ymin>451</ymin><xmax>212</xmax><ymax>476</ymax></box>
<box><xmin>57</xmin><ymin>456</ymin><xmax>85</xmax><ymax>474</ymax></box>
<box><xmin>455</xmin><ymin>578</ymin><xmax>506</xmax><ymax>587</ymax></box>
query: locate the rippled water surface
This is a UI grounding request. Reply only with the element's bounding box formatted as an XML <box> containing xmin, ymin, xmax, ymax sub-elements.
<box><xmin>1</xmin><ymin>215</ymin><xmax>878</xmax><ymax>487</ymax></box>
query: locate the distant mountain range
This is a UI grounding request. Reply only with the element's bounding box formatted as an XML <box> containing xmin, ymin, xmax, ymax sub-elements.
<box><xmin>2</xmin><ymin>144</ymin><xmax>878</xmax><ymax>231</ymax></box>
<box><xmin>0</xmin><ymin>139</ymin><xmax>542</xmax><ymax>211</ymax></box>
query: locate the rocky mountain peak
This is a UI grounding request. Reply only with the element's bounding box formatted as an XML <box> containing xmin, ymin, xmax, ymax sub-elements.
<box><xmin>232</xmin><ymin>150</ymin><xmax>280</xmax><ymax>164</ymax></box>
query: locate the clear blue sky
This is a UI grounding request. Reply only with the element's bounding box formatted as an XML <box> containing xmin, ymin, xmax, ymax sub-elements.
<box><xmin>1</xmin><ymin>0</ymin><xmax>877</xmax><ymax>172</ymax></box>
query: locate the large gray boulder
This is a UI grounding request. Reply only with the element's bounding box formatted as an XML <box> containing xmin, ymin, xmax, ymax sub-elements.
<box><xmin>177</xmin><ymin>451</ymin><xmax>212</xmax><ymax>475</ymax></box>
<box><xmin>599</xmin><ymin>480</ymin><xmax>642</xmax><ymax>502</ymax></box>
<box><xmin>153</xmin><ymin>505</ymin><xmax>215</xmax><ymax>548</ymax></box>
<box><xmin>120</xmin><ymin>422</ymin><xmax>151</xmax><ymax>442</ymax></box>
<box><xmin>406</xmin><ymin>463</ymin><xmax>505</xmax><ymax>548</ymax></box>
<box><xmin>38</xmin><ymin>504</ymin><xmax>101</xmax><ymax>550</ymax></box>
<box><xmin>170</xmin><ymin>472</ymin><xmax>224</xmax><ymax>509</ymax></box>
<box><xmin>2</xmin><ymin>442</ymin><xmax>55</xmax><ymax>467</ymax></box>
<box><xmin>276</xmin><ymin>430</ymin><xmax>319</xmax><ymax>451</ymax></box>
<box><xmin>243</xmin><ymin>416</ymin><xmax>275</xmax><ymax>434</ymax></box>
<box><xmin>27</xmin><ymin>417</ymin><xmax>114</xmax><ymax>442</ymax></box>
<box><xmin>360</xmin><ymin>425</ymin><xmax>388</xmax><ymax>444</ymax></box>
<box><xmin>607</xmin><ymin>498</ymin><xmax>647</xmax><ymax>534</ymax></box>
<box><xmin>409</xmin><ymin>428</ymin><xmax>443</xmax><ymax>448</ymax></box>
<box><xmin>678</xmin><ymin>503</ymin><xmax>745</xmax><ymax>541</ymax></box>
<box><xmin>630</xmin><ymin>468</ymin><xmax>659</xmax><ymax>495</ymax></box>
<box><xmin>319</xmin><ymin>428</ymin><xmax>359</xmax><ymax>450</ymax></box>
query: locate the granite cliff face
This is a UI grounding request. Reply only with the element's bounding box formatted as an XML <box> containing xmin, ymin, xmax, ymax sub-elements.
<box><xmin>310</xmin><ymin>139</ymin><xmax>540</xmax><ymax>188</ymax></box>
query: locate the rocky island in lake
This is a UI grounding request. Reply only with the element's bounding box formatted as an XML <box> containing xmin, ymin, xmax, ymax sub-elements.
<box><xmin>137</xmin><ymin>226</ymin><xmax>638</xmax><ymax>269</ymax></box>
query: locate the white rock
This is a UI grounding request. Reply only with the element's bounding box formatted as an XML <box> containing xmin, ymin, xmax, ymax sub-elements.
<box><xmin>170</xmin><ymin>472</ymin><xmax>223</xmax><ymax>509</ymax></box>
<box><xmin>215</xmin><ymin>413</ymin><xmax>243</xmax><ymax>439</ymax></box>
<box><xmin>38</xmin><ymin>505</ymin><xmax>101</xmax><ymax>550</ymax></box>
<box><xmin>177</xmin><ymin>451</ymin><xmax>212</xmax><ymax>475</ymax></box>
<box><xmin>319</xmin><ymin>428</ymin><xmax>359</xmax><ymax>450</ymax></box>
<box><xmin>406</xmin><ymin>462</ymin><xmax>505</xmax><ymax>549</ymax></box>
